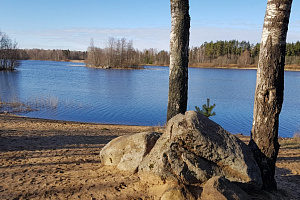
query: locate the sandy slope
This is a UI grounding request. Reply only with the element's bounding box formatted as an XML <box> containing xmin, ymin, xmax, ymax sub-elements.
<box><xmin>0</xmin><ymin>114</ymin><xmax>299</xmax><ymax>199</ymax></box>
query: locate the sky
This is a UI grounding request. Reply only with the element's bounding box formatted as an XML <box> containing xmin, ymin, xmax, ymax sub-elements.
<box><xmin>1</xmin><ymin>0</ymin><xmax>299</xmax><ymax>51</ymax></box>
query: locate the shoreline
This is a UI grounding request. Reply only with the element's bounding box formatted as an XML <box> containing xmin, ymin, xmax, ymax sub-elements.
<box><xmin>0</xmin><ymin>113</ymin><xmax>154</xmax><ymax>131</ymax></box>
<box><xmin>188</xmin><ymin>63</ymin><xmax>300</xmax><ymax>72</ymax></box>
<box><xmin>19</xmin><ymin>60</ymin><xmax>300</xmax><ymax>71</ymax></box>
<box><xmin>0</xmin><ymin>113</ymin><xmax>299</xmax><ymax>199</ymax></box>
<box><xmin>1</xmin><ymin>113</ymin><xmax>298</xmax><ymax>139</ymax></box>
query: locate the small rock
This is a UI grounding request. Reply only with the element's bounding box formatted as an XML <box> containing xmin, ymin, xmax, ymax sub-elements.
<box><xmin>201</xmin><ymin>176</ymin><xmax>251</xmax><ymax>200</ymax></box>
<box><xmin>161</xmin><ymin>183</ymin><xmax>194</xmax><ymax>200</ymax></box>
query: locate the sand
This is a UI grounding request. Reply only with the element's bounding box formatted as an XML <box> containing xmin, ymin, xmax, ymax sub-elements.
<box><xmin>1</xmin><ymin>114</ymin><xmax>299</xmax><ymax>199</ymax></box>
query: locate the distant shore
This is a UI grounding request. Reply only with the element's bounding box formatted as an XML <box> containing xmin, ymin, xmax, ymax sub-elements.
<box><xmin>21</xmin><ymin>59</ymin><xmax>300</xmax><ymax>71</ymax></box>
<box><xmin>68</xmin><ymin>59</ymin><xmax>85</xmax><ymax>63</ymax></box>
<box><xmin>189</xmin><ymin>63</ymin><xmax>300</xmax><ymax>71</ymax></box>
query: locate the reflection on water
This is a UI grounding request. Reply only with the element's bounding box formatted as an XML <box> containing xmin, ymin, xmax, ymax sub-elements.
<box><xmin>0</xmin><ymin>70</ymin><xmax>21</xmax><ymax>102</ymax></box>
<box><xmin>0</xmin><ymin>60</ymin><xmax>299</xmax><ymax>138</ymax></box>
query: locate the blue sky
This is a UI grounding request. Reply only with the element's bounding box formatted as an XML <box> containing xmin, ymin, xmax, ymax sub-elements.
<box><xmin>1</xmin><ymin>0</ymin><xmax>299</xmax><ymax>51</ymax></box>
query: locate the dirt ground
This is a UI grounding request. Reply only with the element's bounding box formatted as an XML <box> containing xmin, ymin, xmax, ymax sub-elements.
<box><xmin>0</xmin><ymin>114</ymin><xmax>299</xmax><ymax>200</ymax></box>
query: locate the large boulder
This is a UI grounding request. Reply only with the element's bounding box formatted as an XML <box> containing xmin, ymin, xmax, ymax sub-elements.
<box><xmin>138</xmin><ymin>111</ymin><xmax>262</xmax><ymax>190</ymax></box>
<box><xmin>99</xmin><ymin>131</ymin><xmax>161</xmax><ymax>173</ymax></box>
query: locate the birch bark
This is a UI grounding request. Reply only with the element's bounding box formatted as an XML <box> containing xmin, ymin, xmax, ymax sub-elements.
<box><xmin>167</xmin><ymin>0</ymin><xmax>190</xmax><ymax>121</ymax></box>
<box><xmin>250</xmin><ymin>0</ymin><xmax>293</xmax><ymax>190</ymax></box>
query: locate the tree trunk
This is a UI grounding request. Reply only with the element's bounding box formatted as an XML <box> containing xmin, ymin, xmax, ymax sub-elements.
<box><xmin>249</xmin><ymin>0</ymin><xmax>293</xmax><ymax>190</ymax></box>
<box><xmin>167</xmin><ymin>0</ymin><xmax>190</xmax><ymax>121</ymax></box>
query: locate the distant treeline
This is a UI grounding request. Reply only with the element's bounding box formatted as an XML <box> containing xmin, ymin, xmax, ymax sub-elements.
<box><xmin>286</xmin><ymin>42</ymin><xmax>300</xmax><ymax>65</ymax></box>
<box><xmin>18</xmin><ymin>38</ymin><xmax>169</xmax><ymax>68</ymax></box>
<box><xmin>19</xmin><ymin>49</ymin><xmax>87</xmax><ymax>61</ymax></box>
<box><xmin>86</xmin><ymin>38</ymin><xmax>300</xmax><ymax>69</ymax></box>
<box><xmin>189</xmin><ymin>40</ymin><xmax>300</xmax><ymax>67</ymax></box>
<box><xmin>86</xmin><ymin>37</ymin><xmax>169</xmax><ymax>68</ymax></box>
<box><xmin>17</xmin><ymin>39</ymin><xmax>300</xmax><ymax>69</ymax></box>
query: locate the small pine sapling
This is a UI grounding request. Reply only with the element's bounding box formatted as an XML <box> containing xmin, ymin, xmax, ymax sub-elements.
<box><xmin>195</xmin><ymin>98</ymin><xmax>216</xmax><ymax>118</ymax></box>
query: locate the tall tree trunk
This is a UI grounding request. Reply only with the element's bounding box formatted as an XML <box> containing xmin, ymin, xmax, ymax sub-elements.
<box><xmin>167</xmin><ymin>0</ymin><xmax>190</xmax><ymax>121</ymax></box>
<box><xmin>249</xmin><ymin>0</ymin><xmax>293</xmax><ymax>190</ymax></box>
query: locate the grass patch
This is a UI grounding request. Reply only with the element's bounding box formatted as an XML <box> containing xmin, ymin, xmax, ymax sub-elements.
<box><xmin>0</xmin><ymin>101</ymin><xmax>34</xmax><ymax>114</ymax></box>
<box><xmin>279</xmin><ymin>133</ymin><xmax>300</xmax><ymax>149</ymax></box>
<box><xmin>0</xmin><ymin>96</ymin><xmax>59</xmax><ymax>114</ymax></box>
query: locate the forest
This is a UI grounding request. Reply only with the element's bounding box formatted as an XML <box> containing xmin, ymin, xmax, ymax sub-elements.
<box><xmin>189</xmin><ymin>40</ymin><xmax>300</xmax><ymax>68</ymax></box>
<box><xmin>17</xmin><ymin>38</ymin><xmax>169</xmax><ymax>67</ymax></box>
<box><xmin>18</xmin><ymin>49</ymin><xmax>87</xmax><ymax>62</ymax></box>
<box><xmin>85</xmin><ymin>37</ymin><xmax>169</xmax><ymax>68</ymax></box>
<box><xmin>19</xmin><ymin>39</ymin><xmax>300</xmax><ymax>70</ymax></box>
<box><xmin>85</xmin><ymin>38</ymin><xmax>300</xmax><ymax>69</ymax></box>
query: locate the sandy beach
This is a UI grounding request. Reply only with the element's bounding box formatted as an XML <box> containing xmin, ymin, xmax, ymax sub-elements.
<box><xmin>0</xmin><ymin>114</ymin><xmax>299</xmax><ymax>199</ymax></box>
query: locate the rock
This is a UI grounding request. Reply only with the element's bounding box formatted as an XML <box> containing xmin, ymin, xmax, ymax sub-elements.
<box><xmin>99</xmin><ymin>131</ymin><xmax>161</xmax><ymax>173</ymax></box>
<box><xmin>161</xmin><ymin>182</ymin><xmax>194</xmax><ymax>200</ymax></box>
<box><xmin>247</xmin><ymin>189</ymin><xmax>291</xmax><ymax>200</ymax></box>
<box><xmin>201</xmin><ymin>176</ymin><xmax>251</xmax><ymax>200</ymax></box>
<box><xmin>138</xmin><ymin>111</ymin><xmax>262</xmax><ymax>190</ymax></box>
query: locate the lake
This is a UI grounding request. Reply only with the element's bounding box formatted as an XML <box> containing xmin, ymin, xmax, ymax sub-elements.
<box><xmin>1</xmin><ymin>60</ymin><xmax>299</xmax><ymax>137</ymax></box>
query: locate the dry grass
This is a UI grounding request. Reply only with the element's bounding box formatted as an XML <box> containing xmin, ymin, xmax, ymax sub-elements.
<box><xmin>189</xmin><ymin>63</ymin><xmax>300</xmax><ymax>71</ymax></box>
<box><xmin>0</xmin><ymin>101</ymin><xmax>34</xmax><ymax>113</ymax></box>
<box><xmin>285</xmin><ymin>64</ymin><xmax>300</xmax><ymax>71</ymax></box>
<box><xmin>0</xmin><ymin>96</ymin><xmax>59</xmax><ymax>114</ymax></box>
<box><xmin>279</xmin><ymin>133</ymin><xmax>300</xmax><ymax>149</ymax></box>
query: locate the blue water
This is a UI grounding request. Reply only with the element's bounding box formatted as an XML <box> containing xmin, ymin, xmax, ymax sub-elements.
<box><xmin>1</xmin><ymin>60</ymin><xmax>299</xmax><ymax>137</ymax></box>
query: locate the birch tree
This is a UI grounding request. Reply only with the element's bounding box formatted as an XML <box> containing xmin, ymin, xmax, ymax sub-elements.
<box><xmin>167</xmin><ymin>0</ymin><xmax>190</xmax><ymax>121</ymax></box>
<box><xmin>249</xmin><ymin>0</ymin><xmax>293</xmax><ymax>190</ymax></box>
